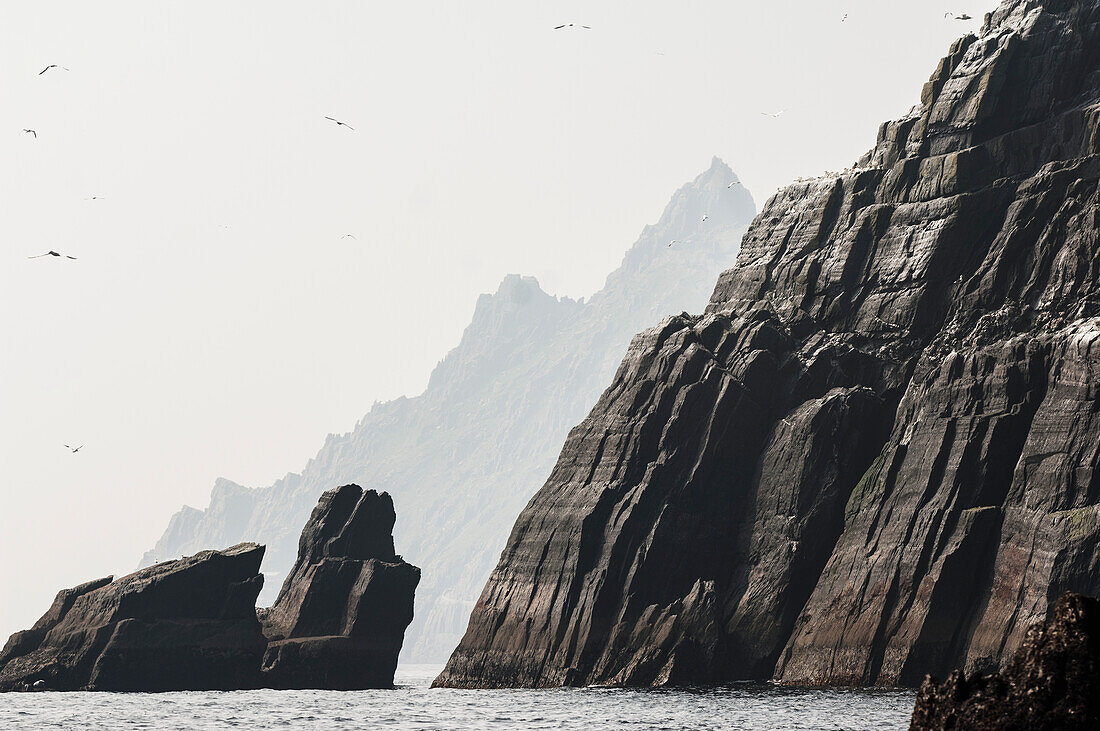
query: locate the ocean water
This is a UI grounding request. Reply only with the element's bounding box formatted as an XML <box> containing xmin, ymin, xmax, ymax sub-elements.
<box><xmin>1</xmin><ymin>665</ymin><xmax>916</xmax><ymax>730</ymax></box>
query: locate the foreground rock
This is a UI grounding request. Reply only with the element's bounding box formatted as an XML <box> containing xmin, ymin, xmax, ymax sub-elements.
<box><xmin>0</xmin><ymin>544</ymin><xmax>266</xmax><ymax>691</ymax></box>
<box><xmin>910</xmin><ymin>593</ymin><xmax>1100</xmax><ymax>730</ymax></box>
<box><xmin>436</xmin><ymin>0</ymin><xmax>1100</xmax><ymax>689</ymax></box>
<box><xmin>259</xmin><ymin>484</ymin><xmax>420</xmax><ymax>689</ymax></box>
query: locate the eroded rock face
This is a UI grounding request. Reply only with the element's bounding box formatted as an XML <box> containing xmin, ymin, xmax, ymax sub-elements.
<box><xmin>910</xmin><ymin>592</ymin><xmax>1100</xmax><ymax>731</ymax></box>
<box><xmin>0</xmin><ymin>544</ymin><xmax>266</xmax><ymax>692</ymax></box>
<box><xmin>259</xmin><ymin>484</ymin><xmax>420</xmax><ymax>689</ymax></box>
<box><xmin>435</xmin><ymin>0</ymin><xmax>1100</xmax><ymax>689</ymax></box>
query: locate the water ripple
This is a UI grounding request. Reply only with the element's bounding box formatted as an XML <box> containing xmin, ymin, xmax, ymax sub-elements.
<box><xmin>0</xmin><ymin>665</ymin><xmax>915</xmax><ymax>730</ymax></box>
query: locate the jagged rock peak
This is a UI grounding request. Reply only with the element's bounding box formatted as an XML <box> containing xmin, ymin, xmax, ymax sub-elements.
<box><xmin>260</xmin><ymin>484</ymin><xmax>420</xmax><ymax>690</ymax></box>
<box><xmin>291</xmin><ymin>484</ymin><xmax>398</xmax><ymax>568</ymax></box>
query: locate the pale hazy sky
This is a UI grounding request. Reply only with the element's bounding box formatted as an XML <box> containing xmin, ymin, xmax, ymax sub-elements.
<box><xmin>0</xmin><ymin>0</ymin><xmax>996</xmax><ymax>640</ymax></box>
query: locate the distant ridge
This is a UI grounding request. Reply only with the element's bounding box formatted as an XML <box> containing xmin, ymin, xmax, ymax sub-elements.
<box><xmin>142</xmin><ymin>158</ymin><xmax>756</xmax><ymax>662</ymax></box>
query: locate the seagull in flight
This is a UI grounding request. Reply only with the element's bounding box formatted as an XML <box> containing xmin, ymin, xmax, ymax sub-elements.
<box><xmin>85</xmin><ymin>195</ymin><xmax>104</xmax><ymax>200</ymax></box>
<box><xmin>340</xmin><ymin>234</ymin><xmax>357</xmax><ymax>240</ymax></box>
<box><xmin>842</xmin><ymin>13</ymin><xmax>848</xmax><ymax>22</ymax></box>
<box><xmin>28</xmin><ymin>251</ymin><xmax>77</xmax><ymax>259</ymax></box>
<box><xmin>22</xmin><ymin>129</ymin><xmax>36</xmax><ymax>139</ymax></box>
<box><xmin>728</xmin><ymin>181</ymin><xmax>743</xmax><ymax>188</ymax></box>
<box><xmin>668</xmin><ymin>239</ymin><xmax>678</xmax><ymax>247</ymax></box>
<box><xmin>324</xmin><ymin>116</ymin><xmax>355</xmax><ymax>131</ymax></box>
<box><xmin>945</xmin><ymin>12</ymin><xmax>973</xmax><ymax>19</ymax></box>
<box><xmin>63</xmin><ymin>444</ymin><xmax>83</xmax><ymax>453</ymax></box>
<box><xmin>554</xmin><ymin>23</ymin><xmax>591</xmax><ymax>29</ymax></box>
<box><xmin>761</xmin><ymin>110</ymin><xmax>786</xmax><ymax>119</ymax></box>
<box><xmin>702</xmin><ymin>214</ymin><xmax>709</xmax><ymax>222</ymax></box>
<box><xmin>39</xmin><ymin>64</ymin><xmax>69</xmax><ymax>75</ymax></box>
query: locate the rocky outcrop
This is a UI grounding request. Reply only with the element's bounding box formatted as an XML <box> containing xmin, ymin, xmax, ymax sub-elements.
<box><xmin>0</xmin><ymin>544</ymin><xmax>266</xmax><ymax>692</ymax></box>
<box><xmin>259</xmin><ymin>484</ymin><xmax>420</xmax><ymax>689</ymax></box>
<box><xmin>143</xmin><ymin>158</ymin><xmax>756</xmax><ymax>662</ymax></box>
<box><xmin>435</xmin><ymin>0</ymin><xmax>1100</xmax><ymax>688</ymax></box>
<box><xmin>910</xmin><ymin>592</ymin><xmax>1100</xmax><ymax>730</ymax></box>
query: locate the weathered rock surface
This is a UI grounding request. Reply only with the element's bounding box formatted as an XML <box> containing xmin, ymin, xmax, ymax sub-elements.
<box><xmin>435</xmin><ymin>0</ymin><xmax>1100</xmax><ymax>688</ymax></box>
<box><xmin>0</xmin><ymin>544</ymin><xmax>266</xmax><ymax>692</ymax></box>
<box><xmin>142</xmin><ymin>158</ymin><xmax>756</xmax><ymax>662</ymax></box>
<box><xmin>259</xmin><ymin>484</ymin><xmax>420</xmax><ymax>689</ymax></box>
<box><xmin>910</xmin><ymin>592</ymin><xmax>1100</xmax><ymax>730</ymax></box>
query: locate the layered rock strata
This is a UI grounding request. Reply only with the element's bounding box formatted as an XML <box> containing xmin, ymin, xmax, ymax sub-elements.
<box><xmin>910</xmin><ymin>592</ymin><xmax>1100</xmax><ymax>730</ymax></box>
<box><xmin>0</xmin><ymin>544</ymin><xmax>266</xmax><ymax>692</ymax></box>
<box><xmin>259</xmin><ymin>484</ymin><xmax>420</xmax><ymax>689</ymax></box>
<box><xmin>436</xmin><ymin>0</ymin><xmax>1100</xmax><ymax>688</ymax></box>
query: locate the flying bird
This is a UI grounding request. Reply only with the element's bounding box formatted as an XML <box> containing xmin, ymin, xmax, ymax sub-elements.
<box><xmin>324</xmin><ymin>116</ymin><xmax>355</xmax><ymax>131</ymax></box>
<box><xmin>728</xmin><ymin>181</ymin><xmax>743</xmax><ymax>188</ymax></box>
<box><xmin>761</xmin><ymin>110</ymin><xmax>786</xmax><ymax>118</ymax></box>
<box><xmin>554</xmin><ymin>23</ymin><xmax>591</xmax><ymax>29</ymax></box>
<box><xmin>22</xmin><ymin>129</ymin><xmax>36</xmax><ymax>139</ymax></box>
<box><xmin>340</xmin><ymin>234</ymin><xmax>357</xmax><ymax>240</ymax></box>
<box><xmin>85</xmin><ymin>195</ymin><xmax>104</xmax><ymax>200</ymax></box>
<box><xmin>28</xmin><ymin>251</ymin><xmax>77</xmax><ymax>259</ymax></box>
<box><xmin>63</xmin><ymin>444</ymin><xmax>83</xmax><ymax>453</ymax></box>
<box><xmin>38</xmin><ymin>64</ymin><xmax>69</xmax><ymax>75</ymax></box>
<box><xmin>702</xmin><ymin>214</ymin><xmax>709</xmax><ymax>222</ymax></box>
<box><xmin>945</xmin><ymin>12</ymin><xmax>973</xmax><ymax>19</ymax></box>
<box><xmin>668</xmin><ymin>239</ymin><xmax>678</xmax><ymax>247</ymax></box>
<box><xmin>842</xmin><ymin>13</ymin><xmax>848</xmax><ymax>22</ymax></box>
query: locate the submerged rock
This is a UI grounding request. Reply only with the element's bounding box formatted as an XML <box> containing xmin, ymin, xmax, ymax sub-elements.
<box><xmin>0</xmin><ymin>544</ymin><xmax>266</xmax><ymax>692</ymax></box>
<box><xmin>259</xmin><ymin>484</ymin><xmax>420</xmax><ymax>689</ymax></box>
<box><xmin>910</xmin><ymin>592</ymin><xmax>1100</xmax><ymax>730</ymax></box>
<box><xmin>436</xmin><ymin>0</ymin><xmax>1100</xmax><ymax>689</ymax></box>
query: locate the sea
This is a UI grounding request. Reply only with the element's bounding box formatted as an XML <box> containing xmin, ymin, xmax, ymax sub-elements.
<box><xmin>0</xmin><ymin>665</ymin><xmax>916</xmax><ymax>730</ymax></box>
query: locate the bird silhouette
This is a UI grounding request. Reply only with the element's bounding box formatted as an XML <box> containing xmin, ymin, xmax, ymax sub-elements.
<box><xmin>63</xmin><ymin>444</ymin><xmax>83</xmax><ymax>453</ymax></box>
<box><xmin>341</xmin><ymin>234</ymin><xmax>357</xmax><ymax>240</ymax></box>
<box><xmin>324</xmin><ymin>116</ymin><xmax>355</xmax><ymax>131</ymax></box>
<box><xmin>39</xmin><ymin>64</ymin><xmax>69</xmax><ymax>75</ymax></box>
<box><xmin>668</xmin><ymin>239</ymin><xmax>678</xmax><ymax>247</ymax></box>
<box><xmin>702</xmin><ymin>214</ymin><xmax>709</xmax><ymax>222</ymax></box>
<box><xmin>727</xmin><ymin>181</ymin><xmax>743</xmax><ymax>189</ymax></box>
<box><xmin>28</xmin><ymin>251</ymin><xmax>77</xmax><ymax>259</ymax></box>
<box><xmin>761</xmin><ymin>110</ymin><xmax>787</xmax><ymax>119</ymax></box>
<box><xmin>842</xmin><ymin>13</ymin><xmax>848</xmax><ymax>22</ymax></box>
<box><xmin>945</xmin><ymin>12</ymin><xmax>973</xmax><ymax>19</ymax></box>
<box><xmin>22</xmin><ymin>129</ymin><xmax>36</xmax><ymax>139</ymax></box>
<box><xmin>554</xmin><ymin>23</ymin><xmax>591</xmax><ymax>29</ymax></box>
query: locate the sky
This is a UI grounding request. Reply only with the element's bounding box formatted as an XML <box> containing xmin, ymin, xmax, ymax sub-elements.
<box><xmin>0</xmin><ymin>0</ymin><xmax>997</xmax><ymax>641</ymax></box>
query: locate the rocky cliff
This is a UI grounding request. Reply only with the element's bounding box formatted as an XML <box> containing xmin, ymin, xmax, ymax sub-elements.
<box><xmin>910</xmin><ymin>592</ymin><xmax>1100</xmax><ymax>730</ymax></box>
<box><xmin>143</xmin><ymin>159</ymin><xmax>756</xmax><ymax>662</ymax></box>
<box><xmin>0</xmin><ymin>544</ymin><xmax>266</xmax><ymax>692</ymax></box>
<box><xmin>259</xmin><ymin>484</ymin><xmax>419</xmax><ymax>689</ymax></box>
<box><xmin>435</xmin><ymin>0</ymin><xmax>1100</xmax><ymax>688</ymax></box>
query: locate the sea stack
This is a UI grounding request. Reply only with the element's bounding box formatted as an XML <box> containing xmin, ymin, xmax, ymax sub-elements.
<box><xmin>436</xmin><ymin>0</ymin><xmax>1100</xmax><ymax>689</ymax></box>
<box><xmin>910</xmin><ymin>592</ymin><xmax>1100</xmax><ymax>730</ymax></box>
<box><xmin>259</xmin><ymin>484</ymin><xmax>420</xmax><ymax>689</ymax></box>
<box><xmin>0</xmin><ymin>544</ymin><xmax>266</xmax><ymax>692</ymax></box>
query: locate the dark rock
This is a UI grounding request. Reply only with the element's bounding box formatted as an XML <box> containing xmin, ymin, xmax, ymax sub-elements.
<box><xmin>0</xmin><ymin>544</ymin><xmax>266</xmax><ymax>692</ymax></box>
<box><xmin>910</xmin><ymin>592</ymin><xmax>1100</xmax><ymax>730</ymax></box>
<box><xmin>259</xmin><ymin>484</ymin><xmax>420</xmax><ymax>689</ymax></box>
<box><xmin>435</xmin><ymin>0</ymin><xmax>1100</xmax><ymax>689</ymax></box>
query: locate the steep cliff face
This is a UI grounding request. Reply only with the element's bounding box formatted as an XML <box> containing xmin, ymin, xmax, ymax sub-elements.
<box><xmin>435</xmin><ymin>0</ymin><xmax>1100</xmax><ymax>689</ymax></box>
<box><xmin>259</xmin><ymin>485</ymin><xmax>420</xmax><ymax>689</ymax></box>
<box><xmin>142</xmin><ymin>159</ymin><xmax>756</xmax><ymax>662</ymax></box>
<box><xmin>0</xmin><ymin>545</ymin><xmax>266</xmax><ymax>692</ymax></box>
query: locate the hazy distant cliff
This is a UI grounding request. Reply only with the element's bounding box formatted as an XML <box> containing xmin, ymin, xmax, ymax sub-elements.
<box><xmin>436</xmin><ymin>0</ymin><xmax>1100</xmax><ymax>688</ymax></box>
<box><xmin>143</xmin><ymin>159</ymin><xmax>756</xmax><ymax>662</ymax></box>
